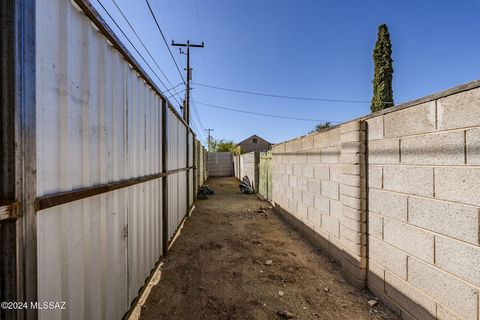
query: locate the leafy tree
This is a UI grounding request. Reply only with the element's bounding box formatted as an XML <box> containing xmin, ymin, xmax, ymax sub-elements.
<box><xmin>310</xmin><ymin>122</ymin><xmax>332</xmax><ymax>133</ymax></box>
<box><xmin>210</xmin><ymin>138</ymin><xmax>240</xmax><ymax>155</ymax></box>
<box><xmin>371</xmin><ymin>24</ymin><xmax>394</xmax><ymax>113</ymax></box>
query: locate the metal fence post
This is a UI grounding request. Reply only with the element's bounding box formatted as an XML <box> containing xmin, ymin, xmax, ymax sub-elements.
<box><xmin>161</xmin><ymin>99</ymin><xmax>168</xmax><ymax>256</ymax></box>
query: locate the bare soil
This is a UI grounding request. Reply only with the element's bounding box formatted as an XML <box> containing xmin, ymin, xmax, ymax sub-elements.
<box><xmin>139</xmin><ymin>177</ymin><xmax>399</xmax><ymax>320</ymax></box>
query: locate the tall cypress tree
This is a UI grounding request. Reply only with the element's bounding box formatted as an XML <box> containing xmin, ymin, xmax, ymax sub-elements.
<box><xmin>371</xmin><ymin>24</ymin><xmax>394</xmax><ymax>112</ymax></box>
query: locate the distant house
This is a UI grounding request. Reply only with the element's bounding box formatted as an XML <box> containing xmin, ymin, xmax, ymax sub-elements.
<box><xmin>237</xmin><ymin>135</ymin><xmax>272</xmax><ymax>153</ymax></box>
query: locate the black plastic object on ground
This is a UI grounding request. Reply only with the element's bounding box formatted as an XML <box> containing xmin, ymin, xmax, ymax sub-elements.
<box><xmin>197</xmin><ymin>185</ymin><xmax>214</xmax><ymax>200</ymax></box>
<box><xmin>239</xmin><ymin>176</ymin><xmax>255</xmax><ymax>194</ymax></box>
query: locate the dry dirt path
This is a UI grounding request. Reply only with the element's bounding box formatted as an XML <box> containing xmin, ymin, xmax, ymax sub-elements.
<box><xmin>139</xmin><ymin>177</ymin><xmax>398</xmax><ymax>320</ymax></box>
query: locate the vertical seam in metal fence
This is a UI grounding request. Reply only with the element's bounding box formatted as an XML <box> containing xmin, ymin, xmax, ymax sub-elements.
<box><xmin>186</xmin><ymin>129</ymin><xmax>189</xmax><ymax>215</ymax></box>
<box><xmin>161</xmin><ymin>99</ymin><xmax>168</xmax><ymax>256</ymax></box>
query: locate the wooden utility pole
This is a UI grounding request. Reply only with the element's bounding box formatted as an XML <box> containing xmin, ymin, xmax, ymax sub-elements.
<box><xmin>205</xmin><ymin>128</ymin><xmax>214</xmax><ymax>151</ymax></box>
<box><xmin>171</xmin><ymin>40</ymin><xmax>204</xmax><ymax>125</ymax></box>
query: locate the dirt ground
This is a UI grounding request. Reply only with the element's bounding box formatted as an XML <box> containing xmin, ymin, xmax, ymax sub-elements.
<box><xmin>139</xmin><ymin>177</ymin><xmax>399</xmax><ymax>320</ymax></box>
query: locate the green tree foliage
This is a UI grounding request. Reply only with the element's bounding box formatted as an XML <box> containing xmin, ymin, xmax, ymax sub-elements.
<box><xmin>371</xmin><ymin>24</ymin><xmax>394</xmax><ymax>113</ymax></box>
<box><xmin>210</xmin><ymin>138</ymin><xmax>240</xmax><ymax>155</ymax></box>
<box><xmin>310</xmin><ymin>122</ymin><xmax>332</xmax><ymax>133</ymax></box>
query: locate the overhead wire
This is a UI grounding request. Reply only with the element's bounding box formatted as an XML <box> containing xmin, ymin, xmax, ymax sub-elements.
<box><xmin>195</xmin><ymin>101</ymin><xmax>341</xmax><ymax>123</ymax></box>
<box><xmin>109</xmin><ymin>0</ymin><xmax>184</xmax><ymax>104</ymax></box>
<box><xmin>193</xmin><ymin>82</ymin><xmax>397</xmax><ymax>105</ymax></box>
<box><xmin>95</xmin><ymin>0</ymin><xmax>169</xmax><ymax>92</ymax></box>
<box><xmin>145</xmin><ymin>0</ymin><xmax>186</xmax><ymax>84</ymax></box>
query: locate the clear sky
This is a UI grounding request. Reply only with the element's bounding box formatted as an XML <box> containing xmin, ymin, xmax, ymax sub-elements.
<box><xmin>91</xmin><ymin>0</ymin><xmax>480</xmax><ymax>145</ymax></box>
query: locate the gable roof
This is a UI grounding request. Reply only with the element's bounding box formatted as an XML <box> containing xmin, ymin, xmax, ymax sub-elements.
<box><xmin>236</xmin><ymin>134</ymin><xmax>271</xmax><ymax>146</ymax></box>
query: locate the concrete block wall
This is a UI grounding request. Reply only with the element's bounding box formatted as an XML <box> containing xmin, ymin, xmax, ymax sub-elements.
<box><xmin>272</xmin><ymin>121</ymin><xmax>368</xmax><ymax>287</ymax></box>
<box><xmin>366</xmin><ymin>87</ymin><xmax>480</xmax><ymax>320</ymax></box>
<box><xmin>271</xmin><ymin>80</ymin><xmax>480</xmax><ymax>320</ymax></box>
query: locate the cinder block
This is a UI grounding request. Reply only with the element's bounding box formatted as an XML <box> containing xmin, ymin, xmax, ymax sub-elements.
<box><xmin>297</xmin><ymin>154</ymin><xmax>308</xmax><ymax>164</ymax></box>
<box><xmin>466</xmin><ymin>127</ymin><xmax>480</xmax><ymax>165</ymax></box>
<box><xmin>408</xmin><ymin>197</ymin><xmax>479</xmax><ymax>245</ymax></box>
<box><xmin>401</xmin><ymin>131</ymin><xmax>465</xmax><ymax>165</ymax></box>
<box><xmin>340</xmin><ymin>184</ymin><xmax>364</xmax><ymax>199</ymax></box>
<box><xmin>303</xmin><ymin>164</ymin><xmax>314</xmax><ymax>178</ymax></box>
<box><xmin>437</xmin><ymin>87</ymin><xmax>480</xmax><ymax>130</ymax></box>
<box><xmin>369</xmin><ymin>139</ymin><xmax>400</xmax><ymax>164</ymax></box>
<box><xmin>341</xmin><ymin>120</ymin><xmax>366</xmax><ymax>133</ymax></box>
<box><xmin>384</xmin><ymin>101</ymin><xmax>436</xmax><ymax>138</ymax></box>
<box><xmin>369</xmin><ymin>236</ymin><xmax>407</xmax><ymax>279</ymax></box>
<box><xmin>313</xmin><ymin>131</ymin><xmax>330</xmax><ymax>148</ymax></box>
<box><xmin>366</xmin><ymin>116</ymin><xmax>384</xmax><ymax>141</ymax></box>
<box><xmin>368</xmin><ymin>166</ymin><xmax>383</xmax><ymax>189</ymax></box>
<box><xmin>408</xmin><ymin>257</ymin><xmax>478</xmax><ymax>320</ymax></box>
<box><xmin>368</xmin><ymin>260</ymin><xmax>386</xmax><ymax>292</ymax></box>
<box><xmin>342</xmin><ymin>206</ymin><xmax>365</xmax><ymax>222</ymax></box>
<box><xmin>342</xmin><ymin>164</ymin><xmax>363</xmax><ymax>176</ymax></box>
<box><xmin>321</xmin><ymin>180</ymin><xmax>339</xmax><ymax>200</ymax></box>
<box><xmin>314</xmin><ymin>164</ymin><xmax>329</xmax><ymax>180</ymax></box>
<box><xmin>383</xmin><ymin>166</ymin><xmax>434</xmax><ymax>197</ymax></box>
<box><xmin>297</xmin><ymin>176</ymin><xmax>307</xmax><ymax>190</ymax></box>
<box><xmin>340</xmin><ymin>153</ymin><xmax>365</xmax><ymax>165</ymax></box>
<box><xmin>435</xmin><ymin>167</ymin><xmax>480</xmax><ymax>206</ymax></box>
<box><xmin>341</xmin><ymin>194</ymin><xmax>366</xmax><ymax>210</ymax></box>
<box><xmin>307</xmin><ymin>153</ymin><xmax>321</xmax><ymax>164</ymax></box>
<box><xmin>436</xmin><ymin>305</ymin><xmax>463</xmax><ymax>320</ymax></box>
<box><xmin>307</xmin><ymin>206</ymin><xmax>321</xmax><ymax>226</ymax></box>
<box><xmin>302</xmin><ymin>135</ymin><xmax>314</xmax><ymax>150</ymax></box>
<box><xmin>321</xmin><ymin>213</ymin><xmax>340</xmax><ymax>237</ymax></box>
<box><xmin>329</xmin><ymin>128</ymin><xmax>341</xmax><ymax>146</ymax></box>
<box><xmin>307</xmin><ymin>178</ymin><xmax>321</xmax><ymax>194</ymax></box>
<box><xmin>289</xmin><ymin>175</ymin><xmax>297</xmax><ymax>187</ymax></box>
<box><xmin>341</xmin><ymin>141</ymin><xmax>365</xmax><ymax>154</ymax></box>
<box><xmin>272</xmin><ymin>143</ymin><xmax>286</xmax><ymax>153</ymax></box>
<box><xmin>368</xmin><ymin>212</ymin><xmax>383</xmax><ymax>239</ymax></box>
<box><xmin>297</xmin><ymin>202</ymin><xmax>308</xmax><ymax>217</ymax></box>
<box><xmin>342</xmin><ymin>218</ymin><xmax>366</xmax><ymax>233</ymax></box>
<box><xmin>342</xmin><ymin>237</ymin><xmax>366</xmax><ymax>257</ymax></box>
<box><xmin>330</xmin><ymin>200</ymin><xmax>342</xmax><ymax>219</ymax></box>
<box><xmin>385</xmin><ymin>271</ymin><xmax>437</xmax><ymax>320</ymax></box>
<box><xmin>293</xmin><ymin>164</ymin><xmax>302</xmax><ymax>176</ymax></box>
<box><xmin>314</xmin><ymin>195</ymin><xmax>329</xmax><ymax>214</ymax></box>
<box><xmin>302</xmin><ymin>191</ymin><xmax>315</xmax><ymax>207</ymax></box>
<box><xmin>320</xmin><ymin>146</ymin><xmax>340</xmax><ymax>163</ymax></box>
<box><xmin>369</xmin><ymin>188</ymin><xmax>408</xmax><ymax>221</ymax></box>
<box><xmin>341</xmin><ymin>130</ymin><xmax>365</xmax><ymax>143</ymax></box>
<box><xmin>341</xmin><ymin>224</ymin><xmax>366</xmax><ymax>244</ymax></box>
<box><xmin>285</xmin><ymin>164</ymin><xmax>293</xmax><ymax>175</ymax></box>
<box><xmin>293</xmin><ymin>189</ymin><xmax>302</xmax><ymax>202</ymax></box>
<box><xmin>341</xmin><ymin>174</ymin><xmax>364</xmax><ymax>187</ymax></box>
<box><xmin>384</xmin><ymin>218</ymin><xmax>434</xmax><ymax>263</ymax></box>
<box><xmin>435</xmin><ymin>236</ymin><xmax>480</xmax><ymax>287</ymax></box>
<box><xmin>330</xmin><ymin>166</ymin><xmax>343</xmax><ymax>183</ymax></box>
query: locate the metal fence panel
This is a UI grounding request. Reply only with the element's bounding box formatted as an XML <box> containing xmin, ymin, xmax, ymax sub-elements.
<box><xmin>34</xmin><ymin>0</ymin><xmax>202</xmax><ymax>319</ymax></box>
<box><xmin>207</xmin><ymin>152</ymin><xmax>234</xmax><ymax>177</ymax></box>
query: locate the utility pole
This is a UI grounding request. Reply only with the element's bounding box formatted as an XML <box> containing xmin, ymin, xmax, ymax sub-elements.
<box><xmin>172</xmin><ymin>40</ymin><xmax>204</xmax><ymax>125</ymax></box>
<box><xmin>205</xmin><ymin>128</ymin><xmax>214</xmax><ymax>152</ymax></box>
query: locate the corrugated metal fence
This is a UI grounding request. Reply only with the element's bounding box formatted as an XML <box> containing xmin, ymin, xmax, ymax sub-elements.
<box><xmin>0</xmin><ymin>0</ymin><xmax>207</xmax><ymax>319</ymax></box>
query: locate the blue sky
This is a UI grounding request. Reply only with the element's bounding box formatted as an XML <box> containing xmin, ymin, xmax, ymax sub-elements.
<box><xmin>91</xmin><ymin>0</ymin><xmax>480</xmax><ymax>145</ymax></box>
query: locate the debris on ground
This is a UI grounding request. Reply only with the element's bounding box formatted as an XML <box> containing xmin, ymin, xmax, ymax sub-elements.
<box><xmin>368</xmin><ymin>299</ymin><xmax>378</xmax><ymax>307</ymax></box>
<box><xmin>139</xmin><ymin>177</ymin><xmax>399</xmax><ymax>320</ymax></box>
<box><xmin>278</xmin><ymin>290</ymin><xmax>284</xmax><ymax>296</ymax></box>
<box><xmin>239</xmin><ymin>176</ymin><xmax>255</xmax><ymax>194</ymax></box>
<box><xmin>276</xmin><ymin>309</ymin><xmax>294</xmax><ymax>319</ymax></box>
<box><xmin>196</xmin><ymin>185</ymin><xmax>214</xmax><ymax>200</ymax></box>
<box><xmin>264</xmin><ymin>259</ymin><xmax>273</xmax><ymax>266</ymax></box>
<box><xmin>324</xmin><ymin>287</ymin><xmax>329</xmax><ymax>292</ymax></box>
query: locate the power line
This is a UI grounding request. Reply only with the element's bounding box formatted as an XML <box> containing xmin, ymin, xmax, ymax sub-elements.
<box><xmin>108</xmin><ymin>0</ymin><xmax>184</xmax><ymax>108</ymax></box>
<box><xmin>195</xmin><ymin>101</ymin><xmax>341</xmax><ymax>123</ymax></box>
<box><xmin>193</xmin><ymin>82</ymin><xmax>397</xmax><ymax>105</ymax></box>
<box><xmin>145</xmin><ymin>0</ymin><xmax>186</xmax><ymax>84</ymax></box>
<box><xmin>95</xmin><ymin>0</ymin><xmax>169</xmax><ymax>91</ymax></box>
